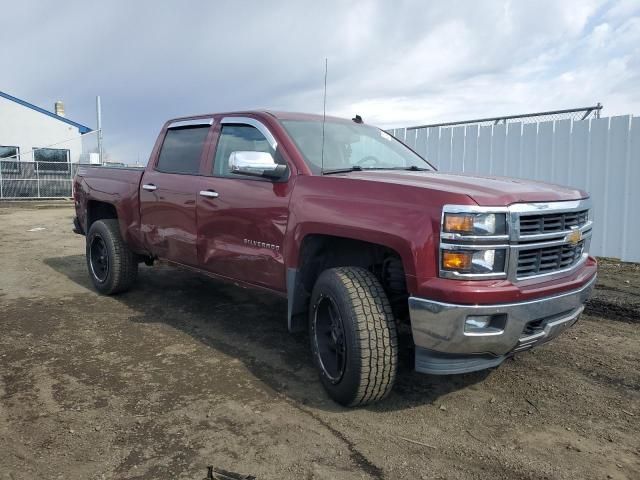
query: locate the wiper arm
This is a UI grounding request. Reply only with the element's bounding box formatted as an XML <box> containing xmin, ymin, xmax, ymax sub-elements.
<box><xmin>322</xmin><ymin>166</ymin><xmax>363</xmax><ymax>175</ymax></box>
<box><xmin>404</xmin><ymin>165</ymin><xmax>429</xmax><ymax>171</ymax></box>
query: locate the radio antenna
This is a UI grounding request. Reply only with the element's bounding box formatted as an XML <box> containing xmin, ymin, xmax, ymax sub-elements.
<box><xmin>321</xmin><ymin>57</ymin><xmax>328</xmax><ymax>174</ymax></box>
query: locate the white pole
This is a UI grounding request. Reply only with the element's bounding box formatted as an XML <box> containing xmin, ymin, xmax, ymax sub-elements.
<box><xmin>36</xmin><ymin>161</ymin><xmax>41</xmax><ymax>198</ymax></box>
<box><xmin>96</xmin><ymin>96</ymin><xmax>104</xmax><ymax>164</ymax></box>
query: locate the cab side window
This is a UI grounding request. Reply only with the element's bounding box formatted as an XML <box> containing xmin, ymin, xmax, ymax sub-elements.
<box><xmin>156</xmin><ymin>126</ymin><xmax>209</xmax><ymax>175</ymax></box>
<box><xmin>213</xmin><ymin>124</ymin><xmax>279</xmax><ymax>177</ymax></box>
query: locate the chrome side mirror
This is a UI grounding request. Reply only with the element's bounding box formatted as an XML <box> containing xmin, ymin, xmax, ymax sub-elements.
<box><xmin>228</xmin><ymin>151</ymin><xmax>287</xmax><ymax>179</ymax></box>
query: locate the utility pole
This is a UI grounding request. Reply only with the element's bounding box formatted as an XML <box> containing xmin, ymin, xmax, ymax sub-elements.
<box><xmin>96</xmin><ymin>96</ymin><xmax>104</xmax><ymax>164</ymax></box>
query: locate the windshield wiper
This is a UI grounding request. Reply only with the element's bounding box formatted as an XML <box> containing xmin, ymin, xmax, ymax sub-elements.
<box><xmin>322</xmin><ymin>165</ymin><xmax>430</xmax><ymax>175</ymax></box>
<box><xmin>363</xmin><ymin>166</ymin><xmax>429</xmax><ymax>171</ymax></box>
<box><xmin>322</xmin><ymin>166</ymin><xmax>363</xmax><ymax>175</ymax></box>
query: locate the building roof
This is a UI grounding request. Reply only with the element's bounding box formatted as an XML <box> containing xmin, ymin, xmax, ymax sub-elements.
<box><xmin>0</xmin><ymin>90</ymin><xmax>92</xmax><ymax>134</ymax></box>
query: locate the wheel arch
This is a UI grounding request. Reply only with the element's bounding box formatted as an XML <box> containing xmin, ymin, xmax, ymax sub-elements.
<box><xmin>286</xmin><ymin>232</ymin><xmax>413</xmax><ymax>332</ymax></box>
<box><xmin>85</xmin><ymin>199</ymin><xmax>145</xmax><ymax>254</ymax></box>
<box><xmin>86</xmin><ymin>200</ymin><xmax>118</xmax><ymax>231</ymax></box>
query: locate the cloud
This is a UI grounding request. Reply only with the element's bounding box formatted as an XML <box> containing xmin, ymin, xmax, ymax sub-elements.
<box><xmin>1</xmin><ymin>0</ymin><xmax>638</xmax><ymax>163</ymax></box>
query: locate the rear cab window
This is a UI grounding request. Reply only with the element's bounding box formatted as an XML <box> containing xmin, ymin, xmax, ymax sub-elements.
<box><xmin>156</xmin><ymin>125</ymin><xmax>210</xmax><ymax>175</ymax></box>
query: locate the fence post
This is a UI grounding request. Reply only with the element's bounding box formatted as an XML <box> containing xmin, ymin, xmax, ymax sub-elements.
<box><xmin>0</xmin><ymin>160</ymin><xmax>3</xmax><ymax>199</ymax></box>
<box><xmin>36</xmin><ymin>161</ymin><xmax>41</xmax><ymax>198</ymax></box>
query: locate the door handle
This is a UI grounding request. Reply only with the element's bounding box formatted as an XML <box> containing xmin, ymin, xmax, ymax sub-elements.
<box><xmin>142</xmin><ymin>184</ymin><xmax>157</xmax><ymax>191</ymax></box>
<box><xmin>199</xmin><ymin>190</ymin><xmax>219</xmax><ymax>199</ymax></box>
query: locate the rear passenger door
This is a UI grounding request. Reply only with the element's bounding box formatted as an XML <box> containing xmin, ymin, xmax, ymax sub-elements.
<box><xmin>140</xmin><ymin>119</ymin><xmax>213</xmax><ymax>266</ymax></box>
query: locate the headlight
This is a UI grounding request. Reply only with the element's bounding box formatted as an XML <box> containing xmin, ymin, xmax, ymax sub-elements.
<box><xmin>440</xmin><ymin>206</ymin><xmax>509</xmax><ymax>279</ymax></box>
<box><xmin>441</xmin><ymin>248</ymin><xmax>506</xmax><ymax>275</ymax></box>
<box><xmin>443</xmin><ymin>212</ymin><xmax>506</xmax><ymax>236</ymax></box>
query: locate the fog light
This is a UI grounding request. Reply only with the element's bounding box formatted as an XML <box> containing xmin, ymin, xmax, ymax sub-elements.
<box><xmin>465</xmin><ymin>315</ymin><xmax>492</xmax><ymax>330</ymax></box>
<box><xmin>464</xmin><ymin>314</ymin><xmax>507</xmax><ymax>334</ymax></box>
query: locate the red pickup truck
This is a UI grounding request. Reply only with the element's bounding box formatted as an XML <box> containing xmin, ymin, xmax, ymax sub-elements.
<box><xmin>73</xmin><ymin>111</ymin><xmax>597</xmax><ymax>406</ymax></box>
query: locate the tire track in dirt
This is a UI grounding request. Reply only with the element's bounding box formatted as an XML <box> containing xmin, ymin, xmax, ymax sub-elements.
<box><xmin>290</xmin><ymin>404</ymin><xmax>385</xmax><ymax>480</ymax></box>
<box><xmin>586</xmin><ymin>297</ymin><xmax>639</xmax><ymax>323</ymax></box>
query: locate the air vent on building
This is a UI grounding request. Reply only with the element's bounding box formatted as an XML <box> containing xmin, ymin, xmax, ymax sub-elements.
<box><xmin>54</xmin><ymin>100</ymin><xmax>65</xmax><ymax>117</ymax></box>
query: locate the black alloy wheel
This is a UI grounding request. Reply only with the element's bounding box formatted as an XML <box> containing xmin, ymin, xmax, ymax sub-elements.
<box><xmin>89</xmin><ymin>234</ymin><xmax>109</xmax><ymax>282</ymax></box>
<box><xmin>309</xmin><ymin>267</ymin><xmax>398</xmax><ymax>406</ymax></box>
<box><xmin>85</xmin><ymin>219</ymin><xmax>138</xmax><ymax>295</ymax></box>
<box><xmin>313</xmin><ymin>294</ymin><xmax>347</xmax><ymax>383</ymax></box>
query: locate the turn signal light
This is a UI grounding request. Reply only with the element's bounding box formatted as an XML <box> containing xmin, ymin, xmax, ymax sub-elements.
<box><xmin>444</xmin><ymin>214</ymin><xmax>474</xmax><ymax>233</ymax></box>
<box><xmin>442</xmin><ymin>251</ymin><xmax>472</xmax><ymax>270</ymax></box>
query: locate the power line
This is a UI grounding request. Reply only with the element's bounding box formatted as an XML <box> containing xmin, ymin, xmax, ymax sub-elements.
<box><xmin>0</xmin><ymin>130</ymin><xmax>98</xmax><ymax>160</ymax></box>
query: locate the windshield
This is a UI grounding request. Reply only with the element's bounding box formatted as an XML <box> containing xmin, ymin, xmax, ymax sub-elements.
<box><xmin>280</xmin><ymin>119</ymin><xmax>434</xmax><ymax>174</ymax></box>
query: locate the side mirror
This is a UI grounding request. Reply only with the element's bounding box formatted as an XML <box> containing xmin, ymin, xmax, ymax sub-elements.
<box><xmin>228</xmin><ymin>151</ymin><xmax>287</xmax><ymax>179</ymax></box>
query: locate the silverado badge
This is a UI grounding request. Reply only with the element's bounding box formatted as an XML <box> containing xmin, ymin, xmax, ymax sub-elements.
<box><xmin>565</xmin><ymin>228</ymin><xmax>583</xmax><ymax>245</ymax></box>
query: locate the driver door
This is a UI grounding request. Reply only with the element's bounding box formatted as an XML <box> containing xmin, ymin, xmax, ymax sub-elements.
<box><xmin>195</xmin><ymin>117</ymin><xmax>293</xmax><ymax>292</ymax></box>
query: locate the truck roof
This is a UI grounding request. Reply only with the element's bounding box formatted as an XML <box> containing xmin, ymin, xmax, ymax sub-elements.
<box><xmin>166</xmin><ymin>110</ymin><xmax>358</xmax><ymax>125</ymax></box>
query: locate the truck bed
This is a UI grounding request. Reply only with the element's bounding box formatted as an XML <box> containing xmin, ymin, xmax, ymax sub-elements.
<box><xmin>74</xmin><ymin>165</ymin><xmax>145</xmax><ymax>250</ymax></box>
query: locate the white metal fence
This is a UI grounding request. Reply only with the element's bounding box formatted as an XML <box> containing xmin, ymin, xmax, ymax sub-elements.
<box><xmin>2</xmin><ymin>115</ymin><xmax>638</xmax><ymax>261</ymax></box>
<box><xmin>390</xmin><ymin>115</ymin><xmax>640</xmax><ymax>262</ymax></box>
<box><xmin>0</xmin><ymin>160</ymin><xmax>80</xmax><ymax>198</ymax></box>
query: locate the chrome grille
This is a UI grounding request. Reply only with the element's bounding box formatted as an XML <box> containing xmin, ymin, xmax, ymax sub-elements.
<box><xmin>516</xmin><ymin>241</ymin><xmax>585</xmax><ymax>278</ymax></box>
<box><xmin>519</xmin><ymin>210</ymin><xmax>589</xmax><ymax>236</ymax></box>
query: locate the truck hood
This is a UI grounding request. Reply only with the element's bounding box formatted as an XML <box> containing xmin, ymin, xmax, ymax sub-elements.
<box><xmin>343</xmin><ymin>170</ymin><xmax>587</xmax><ymax>206</ymax></box>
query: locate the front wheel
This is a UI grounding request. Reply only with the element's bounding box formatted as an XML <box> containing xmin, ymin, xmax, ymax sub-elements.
<box><xmin>86</xmin><ymin>219</ymin><xmax>138</xmax><ymax>295</ymax></box>
<box><xmin>309</xmin><ymin>267</ymin><xmax>398</xmax><ymax>406</ymax></box>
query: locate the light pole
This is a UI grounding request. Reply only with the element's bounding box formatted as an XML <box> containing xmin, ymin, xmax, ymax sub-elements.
<box><xmin>96</xmin><ymin>96</ymin><xmax>104</xmax><ymax>164</ymax></box>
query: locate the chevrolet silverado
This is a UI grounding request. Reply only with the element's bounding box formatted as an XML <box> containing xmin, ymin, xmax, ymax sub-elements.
<box><xmin>72</xmin><ymin>111</ymin><xmax>597</xmax><ymax>406</ymax></box>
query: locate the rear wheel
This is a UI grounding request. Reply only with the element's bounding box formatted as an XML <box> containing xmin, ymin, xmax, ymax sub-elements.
<box><xmin>309</xmin><ymin>267</ymin><xmax>398</xmax><ymax>406</ymax></box>
<box><xmin>86</xmin><ymin>219</ymin><xmax>138</xmax><ymax>295</ymax></box>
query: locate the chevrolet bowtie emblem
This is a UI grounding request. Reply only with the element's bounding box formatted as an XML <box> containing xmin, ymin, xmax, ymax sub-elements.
<box><xmin>565</xmin><ymin>229</ymin><xmax>582</xmax><ymax>245</ymax></box>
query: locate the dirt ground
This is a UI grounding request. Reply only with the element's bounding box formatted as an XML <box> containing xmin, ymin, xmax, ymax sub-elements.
<box><xmin>0</xmin><ymin>203</ymin><xmax>638</xmax><ymax>480</ymax></box>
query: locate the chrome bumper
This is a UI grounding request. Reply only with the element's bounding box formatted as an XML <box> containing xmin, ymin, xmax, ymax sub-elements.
<box><xmin>409</xmin><ymin>275</ymin><xmax>596</xmax><ymax>374</ymax></box>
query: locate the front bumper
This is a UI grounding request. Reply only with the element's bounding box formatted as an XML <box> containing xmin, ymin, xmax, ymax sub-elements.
<box><xmin>409</xmin><ymin>274</ymin><xmax>596</xmax><ymax>374</ymax></box>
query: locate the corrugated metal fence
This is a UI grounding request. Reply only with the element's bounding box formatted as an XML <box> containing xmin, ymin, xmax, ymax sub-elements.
<box><xmin>390</xmin><ymin>115</ymin><xmax>640</xmax><ymax>262</ymax></box>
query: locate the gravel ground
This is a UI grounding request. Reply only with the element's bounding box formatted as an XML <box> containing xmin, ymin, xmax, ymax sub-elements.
<box><xmin>0</xmin><ymin>203</ymin><xmax>638</xmax><ymax>480</ymax></box>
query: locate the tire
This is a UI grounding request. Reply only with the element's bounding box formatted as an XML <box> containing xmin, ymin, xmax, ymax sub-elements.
<box><xmin>309</xmin><ymin>267</ymin><xmax>398</xmax><ymax>406</ymax></box>
<box><xmin>86</xmin><ymin>219</ymin><xmax>138</xmax><ymax>295</ymax></box>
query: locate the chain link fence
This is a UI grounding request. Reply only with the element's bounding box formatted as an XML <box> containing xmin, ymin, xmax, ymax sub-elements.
<box><xmin>0</xmin><ymin>130</ymin><xmax>100</xmax><ymax>199</ymax></box>
<box><xmin>0</xmin><ymin>160</ymin><xmax>80</xmax><ymax>198</ymax></box>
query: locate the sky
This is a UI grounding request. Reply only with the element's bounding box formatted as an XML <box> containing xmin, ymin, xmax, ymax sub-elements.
<box><xmin>1</xmin><ymin>0</ymin><xmax>639</xmax><ymax>164</ymax></box>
